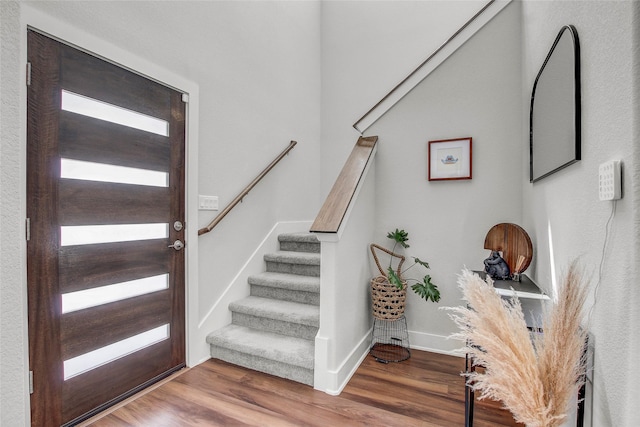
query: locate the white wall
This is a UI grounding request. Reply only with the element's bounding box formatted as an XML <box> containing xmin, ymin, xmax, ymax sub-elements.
<box><xmin>521</xmin><ymin>1</ymin><xmax>639</xmax><ymax>425</ymax></box>
<box><xmin>366</xmin><ymin>2</ymin><xmax>523</xmax><ymax>351</ymax></box>
<box><xmin>320</xmin><ymin>0</ymin><xmax>492</xmax><ymax>194</ymax></box>
<box><xmin>0</xmin><ymin>1</ymin><xmax>322</xmax><ymax>424</ymax></box>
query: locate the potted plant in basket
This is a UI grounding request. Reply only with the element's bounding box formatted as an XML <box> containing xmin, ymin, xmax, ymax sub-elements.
<box><xmin>369</xmin><ymin>229</ymin><xmax>440</xmax><ymax>321</ymax></box>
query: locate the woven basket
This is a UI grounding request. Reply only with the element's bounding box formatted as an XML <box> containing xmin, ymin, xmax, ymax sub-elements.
<box><xmin>371</xmin><ymin>276</ymin><xmax>407</xmax><ymax>320</ymax></box>
<box><xmin>369</xmin><ymin>243</ymin><xmax>408</xmax><ymax>320</ymax></box>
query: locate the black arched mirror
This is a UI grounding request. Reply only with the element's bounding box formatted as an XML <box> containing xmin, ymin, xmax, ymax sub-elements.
<box><xmin>530</xmin><ymin>25</ymin><xmax>581</xmax><ymax>183</ymax></box>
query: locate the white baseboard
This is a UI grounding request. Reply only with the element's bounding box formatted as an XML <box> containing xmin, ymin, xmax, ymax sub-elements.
<box><xmin>315</xmin><ymin>329</ymin><xmax>465</xmax><ymax>396</ymax></box>
<box><xmin>315</xmin><ymin>329</ymin><xmax>372</xmax><ymax>396</ymax></box>
<box><xmin>409</xmin><ymin>330</ymin><xmax>465</xmax><ymax>357</ymax></box>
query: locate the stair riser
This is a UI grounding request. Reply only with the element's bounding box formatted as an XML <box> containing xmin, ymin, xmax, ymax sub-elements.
<box><xmin>250</xmin><ymin>284</ymin><xmax>319</xmax><ymax>305</ymax></box>
<box><xmin>232</xmin><ymin>312</ymin><xmax>318</xmax><ymax>340</ymax></box>
<box><xmin>266</xmin><ymin>261</ymin><xmax>320</xmax><ymax>277</ymax></box>
<box><xmin>210</xmin><ymin>346</ymin><xmax>314</xmax><ymax>386</ymax></box>
<box><xmin>279</xmin><ymin>241</ymin><xmax>320</xmax><ymax>254</ymax></box>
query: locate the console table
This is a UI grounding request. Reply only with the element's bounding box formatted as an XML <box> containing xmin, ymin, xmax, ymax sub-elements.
<box><xmin>464</xmin><ymin>272</ymin><xmax>584</xmax><ymax>427</ymax></box>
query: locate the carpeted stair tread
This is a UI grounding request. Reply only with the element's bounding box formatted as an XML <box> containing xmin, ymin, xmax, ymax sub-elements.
<box><xmin>206</xmin><ymin>324</ymin><xmax>314</xmax><ymax>370</ymax></box>
<box><xmin>278</xmin><ymin>233</ymin><xmax>320</xmax><ymax>253</ymax></box>
<box><xmin>264</xmin><ymin>251</ymin><xmax>320</xmax><ymax>265</ymax></box>
<box><xmin>206</xmin><ymin>231</ymin><xmax>321</xmax><ymax>387</ymax></box>
<box><xmin>248</xmin><ymin>272</ymin><xmax>320</xmax><ymax>293</ymax></box>
<box><xmin>278</xmin><ymin>232</ymin><xmax>319</xmax><ymax>244</ymax></box>
<box><xmin>249</xmin><ymin>271</ymin><xmax>320</xmax><ymax>305</ymax></box>
<box><xmin>229</xmin><ymin>296</ymin><xmax>319</xmax><ymax>327</ymax></box>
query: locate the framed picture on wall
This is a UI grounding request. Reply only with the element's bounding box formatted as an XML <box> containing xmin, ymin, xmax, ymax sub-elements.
<box><xmin>428</xmin><ymin>137</ymin><xmax>472</xmax><ymax>181</ymax></box>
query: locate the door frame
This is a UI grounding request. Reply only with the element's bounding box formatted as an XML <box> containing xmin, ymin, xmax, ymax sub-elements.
<box><xmin>18</xmin><ymin>6</ymin><xmax>201</xmax><ymax>421</ymax></box>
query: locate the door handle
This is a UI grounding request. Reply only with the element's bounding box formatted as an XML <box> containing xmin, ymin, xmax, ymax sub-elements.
<box><xmin>168</xmin><ymin>240</ymin><xmax>184</xmax><ymax>251</ymax></box>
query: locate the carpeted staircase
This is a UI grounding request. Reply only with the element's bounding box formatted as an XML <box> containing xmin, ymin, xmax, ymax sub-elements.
<box><xmin>206</xmin><ymin>232</ymin><xmax>320</xmax><ymax>386</ymax></box>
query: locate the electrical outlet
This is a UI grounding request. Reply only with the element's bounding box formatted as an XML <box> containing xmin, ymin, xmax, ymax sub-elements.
<box><xmin>198</xmin><ymin>195</ymin><xmax>219</xmax><ymax>211</ymax></box>
<box><xmin>598</xmin><ymin>160</ymin><xmax>621</xmax><ymax>201</ymax></box>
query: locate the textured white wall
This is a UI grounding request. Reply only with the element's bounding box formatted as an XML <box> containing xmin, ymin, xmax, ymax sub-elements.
<box><xmin>632</xmin><ymin>5</ymin><xmax>640</xmax><ymax>424</ymax></box>
<box><xmin>1</xmin><ymin>2</ymin><xmax>29</xmax><ymax>426</ymax></box>
<box><xmin>521</xmin><ymin>1</ymin><xmax>638</xmax><ymax>426</ymax></box>
<box><xmin>367</xmin><ymin>2</ymin><xmax>523</xmax><ymax>351</ymax></box>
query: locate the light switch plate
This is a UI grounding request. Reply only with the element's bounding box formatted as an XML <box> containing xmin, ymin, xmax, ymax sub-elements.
<box><xmin>598</xmin><ymin>160</ymin><xmax>621</xmax><ymax>201</ymax></box>
<box><xmin>199</xmin><ymin>195</ymin><xmax>219</xmax><ymax>210</ymax></box>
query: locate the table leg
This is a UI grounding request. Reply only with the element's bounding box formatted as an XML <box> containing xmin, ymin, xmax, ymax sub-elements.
<box><xmin>465</xmin><ymin>353</ymin><xmax>475</xmax><ymax>427</ymax></box>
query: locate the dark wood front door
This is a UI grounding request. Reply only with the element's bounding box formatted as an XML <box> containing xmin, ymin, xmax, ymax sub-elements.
<box><xmin>27</xmin><ymin>30</ymin><xmax>186</xmax><ymax>426</ymax></box>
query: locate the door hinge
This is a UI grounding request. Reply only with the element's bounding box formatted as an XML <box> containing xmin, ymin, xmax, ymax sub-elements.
<box><xmin>26</xmin><ymin>62</ymin><xmax>32</xmax><ymax>86</ymax></box>
<box><xmin>29</xmin><ymin>371</ymin><xmax>33</xmax><ymax>394</ymax></box>
<box><xmin>181</xmin><ymin>93</ymin><xmax>189</xmax><ymax>103</ymax></box>
<box><xmin>26</xmin><ymin>218</ymin><xmax>31</xmax><ymax>241</ymax></box>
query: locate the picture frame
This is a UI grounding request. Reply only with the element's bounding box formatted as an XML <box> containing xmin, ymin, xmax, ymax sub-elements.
<box><xmin>428</xmin><ymin>137</ymin><xmax>472</xmax><ymax>181</ymax></box>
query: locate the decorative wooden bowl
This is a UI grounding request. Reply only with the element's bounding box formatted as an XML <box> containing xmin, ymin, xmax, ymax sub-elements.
<box><xmin>484</xmin><ymin>223</ymin><xmax>533</xmax><ymax>274</ymax></box>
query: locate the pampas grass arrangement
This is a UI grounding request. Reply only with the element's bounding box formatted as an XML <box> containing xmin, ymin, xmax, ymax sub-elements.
<box><xmin>446</xmin><ymin>262</ymin><xmax>588</xmax><ymax>427</ymax></box>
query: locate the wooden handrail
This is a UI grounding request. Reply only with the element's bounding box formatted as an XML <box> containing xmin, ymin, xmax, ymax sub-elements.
<box><xmin>198</xmin><ymin>140</ymin><xmax>297</xmax><ymax>236</ymax></box>
<box><xmin>310</xmin><ymin>136</ymin><xmax>377</xmax><ymax>233</ymax></box>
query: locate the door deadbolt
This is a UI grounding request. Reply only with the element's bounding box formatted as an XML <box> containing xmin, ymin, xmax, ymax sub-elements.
<box><xmin>173</xmin><ymin>221</ymin><xmax>183</xmax><ymax>232</ymax></box>
<box><xmin>168</xmin><ymin>240</ymin><xmax>184</xmax><ymax>251</ymax></box>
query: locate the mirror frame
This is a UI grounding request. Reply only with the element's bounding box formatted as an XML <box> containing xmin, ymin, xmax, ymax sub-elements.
<box><xmin>529</xmin><ymin>25</ymin><xmax>581</xmax><ymax>183</ymax></box>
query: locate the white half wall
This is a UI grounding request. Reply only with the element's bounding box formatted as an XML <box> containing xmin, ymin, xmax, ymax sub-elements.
<box><xmin>313</xmin><ymin>155</ymin><xmax>377</xmax><ymax>395</ymax></box>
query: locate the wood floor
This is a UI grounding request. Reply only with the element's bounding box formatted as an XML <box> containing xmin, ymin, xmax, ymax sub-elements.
<box><xmin>86</xmin><ymin>350</ymin><xmax>521</xmax><ymax>426</ymax></box>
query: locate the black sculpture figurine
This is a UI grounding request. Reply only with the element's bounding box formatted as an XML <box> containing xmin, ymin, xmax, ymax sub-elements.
<box><xmin>483</xmin><ymin>250</ymin><xmax>511</xmax><ymax>280</ymax></box>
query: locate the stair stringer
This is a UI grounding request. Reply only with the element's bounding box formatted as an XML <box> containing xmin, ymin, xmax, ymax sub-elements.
<box><xmin>196</xmin><ymin>220</ymin><xmax>313</xmax><ymax>363</ymax></box>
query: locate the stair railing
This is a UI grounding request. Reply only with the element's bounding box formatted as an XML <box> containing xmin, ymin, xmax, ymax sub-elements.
<box><xmin>352</xmin><ymin>0</ymin><xmax>511</xmax><ymax>133</ymax></box>
<box><xmin>198</xmin><ymin>140</ymin><xmax>297</xmax><ymax>236</ymax></box>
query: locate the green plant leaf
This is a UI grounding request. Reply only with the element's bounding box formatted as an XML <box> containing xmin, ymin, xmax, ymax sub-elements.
<box><xmin>387</xmin><ymin>229</ymin><xmax>409</xmax><ymax>248</ymax></box>
<box><xmin>387</xmin><ymin>267</ymin><xmax>404</xmax><ymax>289</ymax></box>
<box><xmin>413</xmin><ymin>257</ymin><xmax>430</xmax><ymax>269</ymax></box>
<box><xmin>411</xmin><ymin>275</ymin><xmax>440</xmax><ymax>303</ymax></box>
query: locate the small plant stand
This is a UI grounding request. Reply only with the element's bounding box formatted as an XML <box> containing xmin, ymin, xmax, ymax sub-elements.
<box><xmin>369</xmin><ymin>244</ymin><xmax>412</xmax><ymax>363</ymax></box>
<box><xmin>370</xmin><ymin>315</ymin><xmax>410</xmax><ymax>363</ymax></box>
